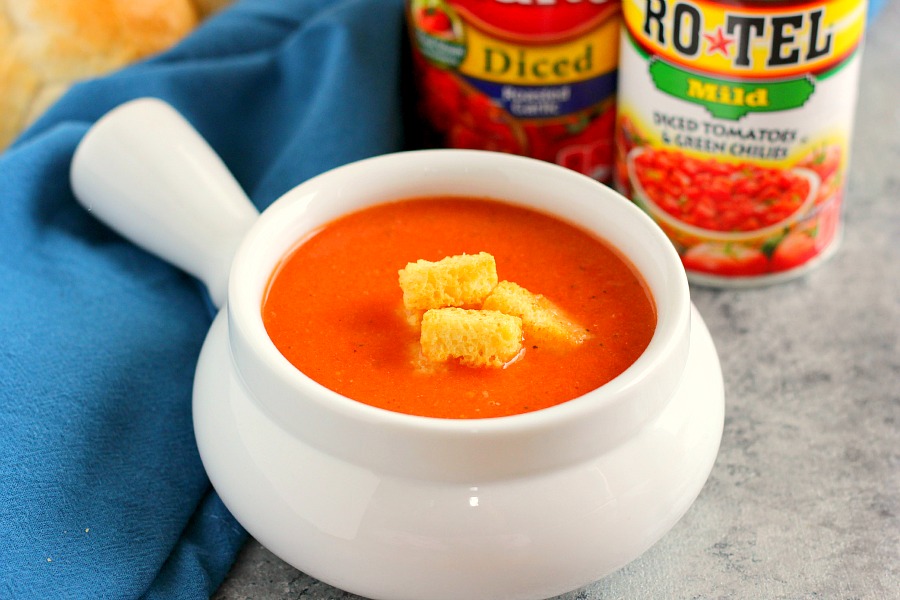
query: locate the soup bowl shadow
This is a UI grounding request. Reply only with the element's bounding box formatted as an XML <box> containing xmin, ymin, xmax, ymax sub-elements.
<box><xmin>70</xmin><ymin>98</ymin><xmax>724</xmax><ymax>600</ymax></box>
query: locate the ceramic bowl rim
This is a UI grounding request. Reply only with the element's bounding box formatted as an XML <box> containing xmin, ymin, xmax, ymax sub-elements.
<box><xmin>225</xmin><ymin>149</ymin><xmax>692</xmax><ymax>438</ymax></box>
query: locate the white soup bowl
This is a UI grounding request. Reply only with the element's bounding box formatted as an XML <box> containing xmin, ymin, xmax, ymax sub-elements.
<box><xmin>70</xmin><ymin>98</ymin><xmax>724</xmax><ymax>600</ymax></box>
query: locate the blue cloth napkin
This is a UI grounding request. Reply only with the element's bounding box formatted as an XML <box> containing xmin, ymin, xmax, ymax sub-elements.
<box><xmin>0</xmin><ymin>0</ymin><xmax>406</xmax><ymax>598</ymax></box>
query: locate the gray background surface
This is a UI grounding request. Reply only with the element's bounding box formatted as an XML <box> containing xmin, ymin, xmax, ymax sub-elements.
<box><xmin>214</xmin><ymin>3</ymin><xmax>899</xmax><ymax>598</ymax></box>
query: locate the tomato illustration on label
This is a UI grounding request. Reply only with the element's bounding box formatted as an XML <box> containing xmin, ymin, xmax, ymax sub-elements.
<box><xmin>682</xmin><ymin>243</ymin><xmax>769</xmax><ymax>277</ymax></box>
<box><xmin>798</xmin><ymin>145</ymin><xmax>842</xmax><ymax>183</ymax></box>
<box><xmin>416</xmin><ymin>6</ymin><xmax>453</xmax><ymax>36</ymax></box>
<box><xmin>770</xmin><ymin>229</ymin><xmax>820</xmax><ymax>273</ymax></box>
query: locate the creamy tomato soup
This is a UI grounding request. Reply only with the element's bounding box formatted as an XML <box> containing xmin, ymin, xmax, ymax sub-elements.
<box><xmin>262</xmin><ymin>197</ymin><xmax>656</xmax><ymax>419</ymax></box>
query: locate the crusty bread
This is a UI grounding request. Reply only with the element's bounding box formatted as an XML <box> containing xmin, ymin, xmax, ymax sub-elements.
<box><xmin>398</xmin><ymin>252</ymin><xmax>498</xmax><ymax>312</ymax></box>
<box><xmin>192</xmin><ymin>0</ymin><xmax>232</xmax><ymax>15</ymax></box>
<box><xmin>483</xmin><ymin>280</ymin><xmax>588</xmax><ymax>345</ymax></box>
<box><xmin>400</xmin><ymin>252</ymin><xmax>587</xmax><ymax>368</ymax></box>
<box><xmin>420</xmin><ymin>308</ymin><xmax>524</xmax><ymax>368</ymax></box>
<box><xmin>0</xmin><ymin>0</ymin><xmax>230</xmax><ymax>151</ymax></box>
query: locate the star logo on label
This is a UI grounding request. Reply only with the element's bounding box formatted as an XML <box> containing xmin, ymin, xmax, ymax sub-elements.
<box><xmin>703</xmin><ymin>27</ymin><xmax>733</xmax><ymax>57</ymax></box>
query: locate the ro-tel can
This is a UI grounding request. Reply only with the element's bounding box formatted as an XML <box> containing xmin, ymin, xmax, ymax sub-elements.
<box><xmin>614</xmin><ymin>0</ymin><xmax>867</xmax><ymax>285</ymax></box>
<box><xmin>407</xmin><ymin>0</ymin><xmax>622</xmax><ymax>182</ymax></box>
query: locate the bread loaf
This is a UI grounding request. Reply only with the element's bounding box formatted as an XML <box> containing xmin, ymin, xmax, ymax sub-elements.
<box><xmin>0</xmin><ymin>0</ymin><xmax>231</xmax><ymax>151</ymax></box>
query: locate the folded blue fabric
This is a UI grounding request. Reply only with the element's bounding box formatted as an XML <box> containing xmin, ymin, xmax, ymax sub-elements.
<box><xmin>0</xmin><ymin>0</ymin><xmax>406</xmax><ymax>598</ymax></box>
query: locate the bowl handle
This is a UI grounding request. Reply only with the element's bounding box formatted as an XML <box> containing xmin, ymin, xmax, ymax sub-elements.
<box><xmin>70</xmin><ymin>97</ymin><xmax>259</xmax><ymax>308</ymax></box>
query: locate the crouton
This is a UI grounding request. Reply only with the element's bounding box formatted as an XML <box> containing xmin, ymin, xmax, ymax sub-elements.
<box><xmin>398</xmin><ymin>252</ymin><xmax>498</xmax><ymax>312</ymax></box>
<box><xmin>482</xmin><ymin>281</ymin><xmax>588</xmax><ymax>345</ymax></box>
<box><xmin>420</xmin><ymin>308</ymin><xmax>524</xmax><ymax>368</ymax></box>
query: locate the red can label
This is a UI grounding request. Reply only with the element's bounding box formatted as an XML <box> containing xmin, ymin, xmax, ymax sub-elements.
<box><xmin>407</xmin><ymin>0</ymin><xmax>622</xmax><ymax>182</ymax></box>
<box><xmin>615</xmin><ymin>0</ymin><xmax>867</xmax><ymax>285</ymax></box>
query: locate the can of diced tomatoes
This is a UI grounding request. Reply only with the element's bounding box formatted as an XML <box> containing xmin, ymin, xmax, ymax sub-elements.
<box><xmin>406</xmin><ymin>0</ymin><xmax>622</xmax><ymax>183</ymax></box>
<box><xmin>614</xmin><ymin>0</ymin><xmax>867</xmax><ymax>285</ymax></box>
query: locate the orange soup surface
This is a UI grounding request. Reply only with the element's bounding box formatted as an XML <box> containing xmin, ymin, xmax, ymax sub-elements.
<box><xmin>262</xmin><ymin>197</ymin><xmax>656</xmax><ymax>419</ymax></box>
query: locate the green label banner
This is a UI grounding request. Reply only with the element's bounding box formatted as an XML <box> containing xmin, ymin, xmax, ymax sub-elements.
<box><xmin>649</xmin><ymin>61</ymin><xmax>816</xmax><ymax>120</ymax></box>
<box><xmin>415</xmin><ymin>30</ymin><xmax>466</xmax><ymax>68</ymax></box>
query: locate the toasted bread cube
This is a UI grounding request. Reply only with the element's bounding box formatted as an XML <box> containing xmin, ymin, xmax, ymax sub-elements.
<box><xmin>420</xmin><ymin>308</ymin><xmax>523</xmax><ymax>368</ymax></box>
<box><xmin>482</xmin><ymin>281</ymin><xmax>588</xmax><ymax>345</ymax></box>
<box><xmin>398</xmin><ymin>252</ymin><xmax>498</xmax><ymax>312</ymax></box>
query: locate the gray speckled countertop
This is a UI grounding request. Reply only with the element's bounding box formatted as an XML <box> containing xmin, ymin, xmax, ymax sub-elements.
<box><xmin>213</xmin><ymin>4</ymin><xmax>899</xmax><ymax>598</ymax></box>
